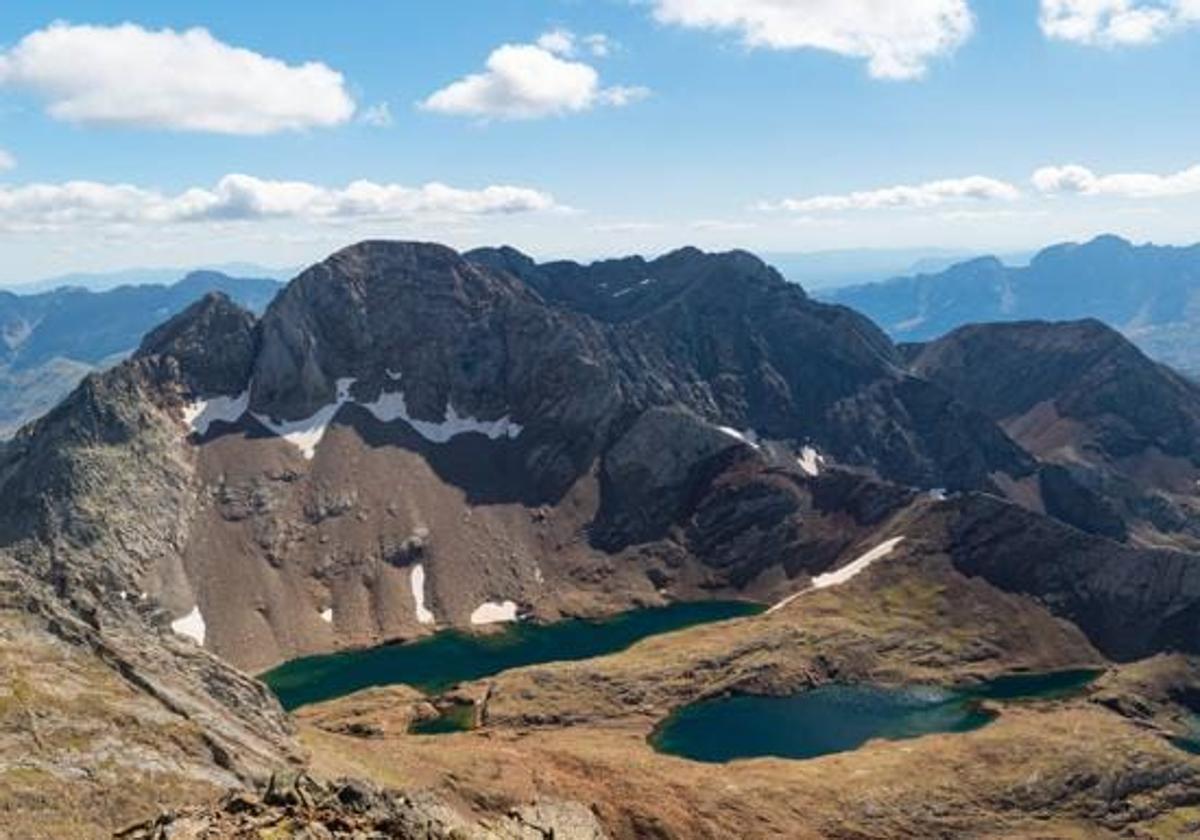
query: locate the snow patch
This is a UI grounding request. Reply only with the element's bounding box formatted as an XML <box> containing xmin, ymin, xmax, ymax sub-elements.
<box><xmin>797</xmin><ymin>446</ymin><xmax>825</xmax><ymax>477</ymax></box>
<box><xmin>320</xmin><ymin>607</ymin><xmax>333</xmax><ymax>624</ymax></box>
<box><xmin>470</xmin><ymin>600</ymin><xmax>519</xmax><ymax>625</ymax></box>
<box><xmin>222</xmin><ymin>372</ymin><xmax>523</xmax><ymax>460</ymax></box>
<box><xmin>717</xmin><ymin>426</ymin><xmax>760</xmax><ymax>450</ymax></box>
<box><xmin>812</xmin><ymin>537</ymin><xmax>906</xmax><ymax>590</ymax></box>
<box><xmin>362</xmin><ymin>383</ymin><xmax>522</xmax><ymax>443</ymax></box>
<box><xmin>252</xmin><ymin>377</ymin><xmax>356</xmax><ymax>460</ymax></box>
<box><xmin>929</xmin><ymin>488</ymin><xmax>948</xmax><ymax>501</ymax></box>
<box><xmin>182</xmin><ymin>390</ymin><xmax>249</xmax><ymax>437</ymax></box>
<box><xmin>410</xmin><ymin>563</ymin><xmax>435</xmax><ymax>625</ymax></box>
<box><xmin>170</xmin><ymin>605</ymin><xmax>206</xmax><ymax>645</ymax></box>
<box><xmin>767</xmin><ymin>537</ymin><xmax>906</xmax><ymax>614</ymax></box>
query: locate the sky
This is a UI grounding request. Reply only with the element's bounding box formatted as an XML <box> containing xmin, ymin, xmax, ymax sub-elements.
<box><xmin>0</xmin><ymin>0</ymin><xmax>1198</xmax><ymax>284</ymax></box>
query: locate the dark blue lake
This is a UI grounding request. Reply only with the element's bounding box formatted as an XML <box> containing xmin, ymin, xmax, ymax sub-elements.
<box><xmin>650</xmin><ymin>669</ymin><xmax>1101</xmax><ymax>763</ymax></box>
<box><xmin>262</xmin><ymin>601</ymin><xmax>763</xmax><ymax>710</ymax></box>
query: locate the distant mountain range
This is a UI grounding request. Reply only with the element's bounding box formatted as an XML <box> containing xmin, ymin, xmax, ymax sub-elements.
<box><xmin>762</xmin><ymin>246</ymin><xmax>1034</xmax><ymax>291</ymax></box>
<box><xmin>6</xmin><ymin>261</ymin><xmax>295</xmax><ymax>294</ymax></box>
<box><xmin>0</xmin><ymin>271</ymin><xmax>282</xmax><ymax>437</ymax></box>
<box><xmin>826</xmin><ymin>235</ymin><xmax>1200</xmax><ymax>376</ymax></box>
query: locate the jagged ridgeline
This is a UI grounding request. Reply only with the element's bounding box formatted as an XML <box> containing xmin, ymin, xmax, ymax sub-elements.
<box><xmin>1</xmin><ymin>240</ymin><xmax>1200</xmax><ymax>836</ymax></box>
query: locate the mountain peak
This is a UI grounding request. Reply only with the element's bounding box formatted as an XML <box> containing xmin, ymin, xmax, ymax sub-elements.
<box><xmin>137</xmin><ymin>292</ymin><xmax>258</xmax><ymax>396</ymax></box>
<box><xmin>1030</xmin><ymin>233</ymin><xmax>1134</xmax><ymax>268</ymax></box>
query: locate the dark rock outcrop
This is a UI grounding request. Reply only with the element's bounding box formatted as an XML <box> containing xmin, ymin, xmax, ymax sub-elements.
<box><xmin>137</xmin><ymin>292</ymin><xmax>258</xmax><ymax>396</ymax></box>
<box><xmin>908</xmin><ymin>319</ymin><xmax>1200</xmax><ymax>548</ymax></box>
<box><xmin>942</xmin><ymin>493</ymin><xmax>1200</xmax><ymax>661</ymax></box>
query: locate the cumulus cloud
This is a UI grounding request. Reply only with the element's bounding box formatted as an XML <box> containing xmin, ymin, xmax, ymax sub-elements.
<box><xmin>0</xmin><ymin>149</ymin><xmax>15</xmax><ymax>171</ymax></box>
<box><xmin>1039</xmin><ymin>0</ymin><xmax>1200</xmax><ymax>45</ymax></box>
<box><xmin>762</xmin><ymin>176</ymin><xmax>1021</xmax><ymax>213</ymax></box>
<box><xmin>0</xmin><ymin>22</ymin><xmax>355</xmax><ymax>134</ymax></box>
<box><xmin>1033</xmin><ymin>162</ymin><xmax>1200</xmax><ymax>197</ymax></box>
<box><xmin>648</xmin><ymin>0</ymin><xmax>974</xmax><ymax>80</ymax></box>
<box><xmin>420</xmin><ymin>32</ymin><xmax>648</xmax><ymax>119</ymax></box>
<box><xmin>0</xmin><ymin>174</ymin><xmax>560</xmax><ymax>232</ymax></box>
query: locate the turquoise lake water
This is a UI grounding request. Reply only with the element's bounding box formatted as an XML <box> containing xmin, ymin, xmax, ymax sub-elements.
<box><xmin>262</xmin><ymin>600</ymin><xmax>763</xmax><ymax>711</ymax></box>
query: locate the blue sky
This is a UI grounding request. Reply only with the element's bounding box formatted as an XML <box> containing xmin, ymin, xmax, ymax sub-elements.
<box><xmin>0</xmin><ymin>0</ymin><xmax>1198</xmax><ymax>283</ymax></box>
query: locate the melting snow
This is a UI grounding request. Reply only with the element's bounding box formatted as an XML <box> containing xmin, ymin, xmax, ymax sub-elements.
<box><xmin>320</xmin><ymin>607</ymin><xmax>333</xmax><ymax>624</ymax></box>
<box><xmin>171</xmin><ymin>605</ymin><xmax>207</xmax><ymax>645</ymax></box>
<box><xmin>797</xmin><ymin>446</ymin><xmax>825</xmax><ymax>477</ymax></box>
<box><xmin>766</xmin><ymin>537</ymin><xmax>906</xmax><ymax>614</ymax></box>
<box><xmin>361</xmin><ymin>384</ymin><xmax>522</xmax><ymax>443</ymax></box>
<box><xmin>410</xmin><ymin>563</ymin><xmax>435</xmax><ymax>625</ymax></box>
<box><xmin>182</xmin><ymin>391</ymin><xmax>249</xmax><ymax>437</ymax></box>
<box><xmin>191</xmin><ymin>371</ymin><xmax>523</xmax><ymax>460</ymax></box>
<box><xmin>929</xmin><ymin>488</ymin><xmax>948</xmax><ymax>501</ymax></box>
<box><xmin>717</xmin><ymin>426</ymin><xmax>760</xmax><ymax>450</ymax></box>
<box><xmin>470</xmin><ymin>600</ymin><xmax>519</xmax><ymax>625</ymax></box>
<box><xmin>252</xmin><ymin>378</ymin><xmax>356</xmax><ymax>460</ymax></box>
<box><xmin>811</xmin><ymin>537</ymin><xmax>905</xmax><ymax>589</ymax></box>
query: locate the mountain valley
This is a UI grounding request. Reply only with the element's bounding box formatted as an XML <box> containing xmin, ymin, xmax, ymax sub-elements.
<box><xmin>2</xmin><ymin>241</ymin><xmax>1200</xmax><ymax>838</ymax></box>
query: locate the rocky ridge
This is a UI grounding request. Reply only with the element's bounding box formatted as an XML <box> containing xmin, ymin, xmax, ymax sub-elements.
<box><xmin>908</xmin><ymin>319</ymin><xmax>1200</xmax><ymax>549</ymax></box>
<box><xmin>1</xmin><ymin>240</ymin><xmax>1200</xmax><ymax>836</ymax></box>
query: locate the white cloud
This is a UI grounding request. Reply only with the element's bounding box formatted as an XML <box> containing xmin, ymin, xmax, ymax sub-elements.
<box><xmin>359</xmin><ymin>102</ymin><xmax>394</xmax><ymax>127</ymax></box>
<box><xmin>0</xmin><ymin>174</ymin><xmax>560</xmax><ymax>232</ymax></box>
<box><xmin>763</xmin><ymin>176</ymin><xmax>1021</xmax><ymax>213</ymax></box>
<box><xmin>0</xmin><ymin>149</ymin><xmax>15</xmax><ymax>171</ymax></box>
<box><xmin>0</xmin><ymin>22</ymin><xmax>355</xmax><ymax>134</ymax></box>
<box><xmin>1033</xmin><ymin>162</ymin><xmax>1200</xmax><ymax>197</ymax></box>
<box><xmin>420</xmin><ymin>33</ymin><xmax>648</xmax><ymax>120</ymax></box>
<box><xmin>1039</xmin><ymin>0</ymin><xmax>1200</xmax><ymax>45</ymax></box>
<box><xmin>648</xmin><ymin>0</ymin><xmax>974</xmax><ymax>80</ymax></box>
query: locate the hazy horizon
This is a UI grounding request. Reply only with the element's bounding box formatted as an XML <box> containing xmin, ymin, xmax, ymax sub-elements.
<box><xmin>0</xmin><ymin>2</ymin><xmax>1198</xmax><ymax>281</ymax></box>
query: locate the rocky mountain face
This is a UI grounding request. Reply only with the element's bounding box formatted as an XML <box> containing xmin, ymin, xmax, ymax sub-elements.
<box><xmin>0</xmin><ymin>313</ymin><xmax>299</xmax><ymax>835</ymax></box>
<box><xmin>468</xmin><ymin>244</ymin><xmax>1032</xmax><ymax>493</ymax></box>
<box><xmin>113</xmin><ymin>241</ymin><xmax>1063</xmax><ymax>670</ymax></box>
<box><xmin>907</xmin><ymin>319</ymin><xmax>1200</xmax><ymax>550</ymax></box>
<box><xmin>0</xmin><ymin>270</ymin><xmax>281</xmax><ymax>438</ymax></box>
<box><xmin>3</xmin><ymin>240</ymin><xmax>1200</xmax><ymax>836</ymax></box>
<box><xmin>828</xmin><ymin>234</ymin><xmax>1200</xmax><ymax>376</ymax></box>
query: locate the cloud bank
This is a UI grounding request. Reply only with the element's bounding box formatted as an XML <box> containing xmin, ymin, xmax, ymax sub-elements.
<box><xmin>764</xmin><ymin>175</ymin><xmax>1021</xmax><ymax>212</ymax></box>
<box><xmin>0</xmin><ymin>174</ymin><xmax>560</xmax><ymax>232</ymax></box>
<box><xmin>1033</xmin><ymin>162</ymin><xmax>1200</xmax><ymax>197</ymax></box>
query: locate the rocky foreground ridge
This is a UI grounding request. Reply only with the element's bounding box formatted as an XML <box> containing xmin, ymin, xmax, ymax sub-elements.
<box><xmin>0</xmin><ymin>241</ymin><xmax>1198</xmax><ymax>836</ymax></box>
